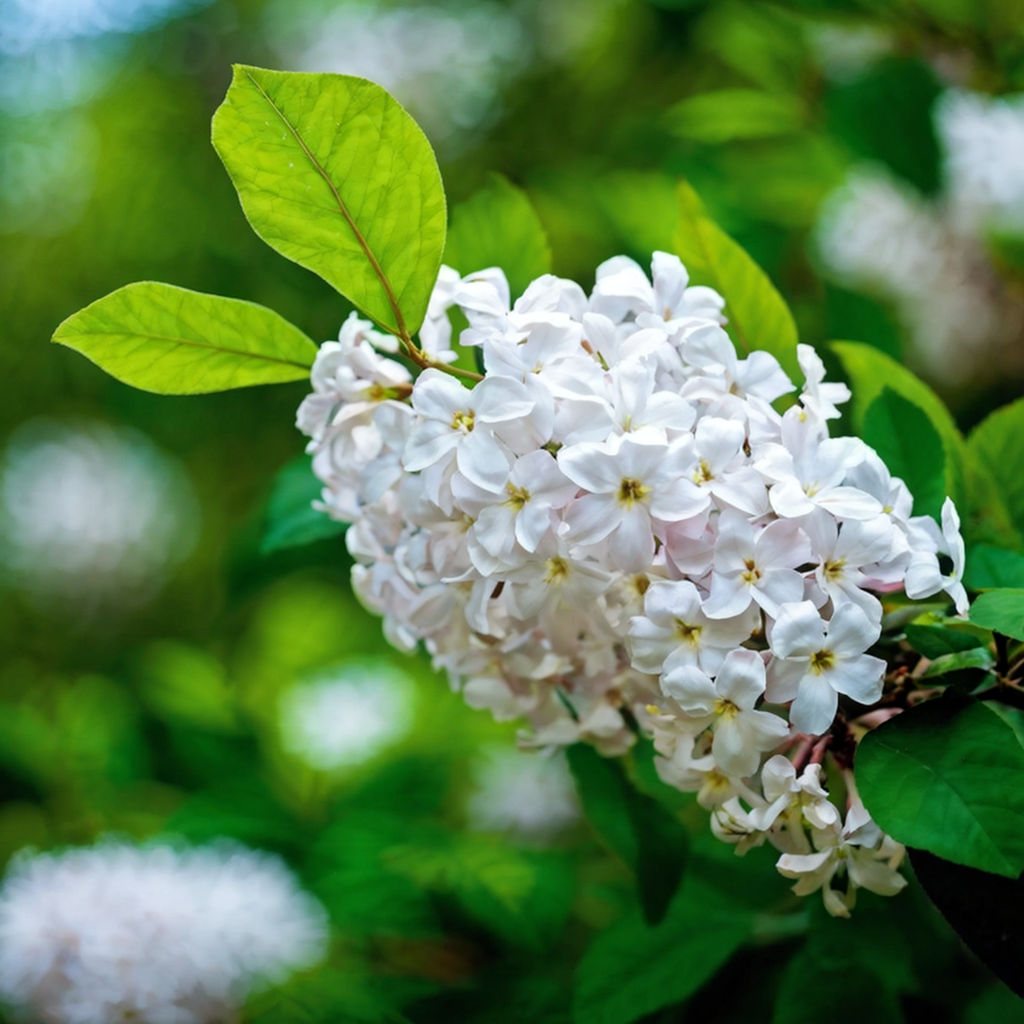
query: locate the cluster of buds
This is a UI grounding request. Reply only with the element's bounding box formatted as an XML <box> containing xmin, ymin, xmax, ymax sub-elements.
<box><xmin>298</xmin><ymin>253</ymin><xmax>967</xmax><ymax>915</ymax></box>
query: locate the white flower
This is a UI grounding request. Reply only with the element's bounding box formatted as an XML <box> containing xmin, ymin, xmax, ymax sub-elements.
<box><xmin>797</xmin><ymin>343</ymin><xmax>850</xmax><ymax>422</ymax></box>
<box><xmin>629</xmin><ymin>580</ymin><xmax>758</xmax><ymax>677</ymax></box>
<box><xmin>904</xmin><ymin>498</ymin><xmax>969</xmax><ymax>615</ymax></box>
<box><xmin>661</xmin><ymin>649</ymin><xmax>789</xmax><ymax>777</ymax></box>
<box><xmin>767</xmin><ymin>601</ymin><xmax>886</xmax><ymax>735</ymax></box>
<box><xmin>0</xmin><ymin>841</ymin><xmax>328</xmax><ymax>1024</ymax></box>
<box><xmin>559</xmin><ymin>432</ymin><xmax>708</xmax><ymax>570</ymax></box>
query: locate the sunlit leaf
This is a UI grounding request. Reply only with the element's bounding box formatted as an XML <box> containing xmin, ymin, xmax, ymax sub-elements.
<box><xmin>856</xmin><ymin>695</ymin><xmax>1024</xmax><ymax>877</ymax></box>
<box><xmin>212</xmin><ymin>65</ymin><xmax>446</xmax><ymax>336</ymax></box>
<box><xmin>863</xmin><ymin>388</ymin><xmax>946</xmax><ymax>519</ymax></box>
<box><xmin>52</xmin><ymin>282</ymin><xmax>316</xmax><ymax>393</ymax></box>
<box><xmin>674</xmin><ymin>181</ymin><xmax>798</xmax><ymax>378</ymax></box>
<box><xmin>920</xmin><ymin>647</ymin><xmax>994</xmax><ymax>678</ymax></box>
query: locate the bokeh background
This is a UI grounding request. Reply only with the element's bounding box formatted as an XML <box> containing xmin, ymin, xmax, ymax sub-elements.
<box><xmin>3</xmin><ymin>0</ymin><xmax>1024</xmax><ymax>1020</ymax></box>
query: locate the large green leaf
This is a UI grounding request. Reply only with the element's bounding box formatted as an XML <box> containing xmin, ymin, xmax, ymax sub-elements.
<box><xmin>674</xmin><ymin>181</ymin><xmax>799</xmax><ymax>378</ymax></box>
<box><xmin>964</xmin><ymin>546</ymin><xmax>1024</xmax><ymax>590</ymax></box>
<box><xmin>856</xmin><ymin>696</ymin><xmax>1024</xmax><ymax>877</ymax></box>
<box><xmin>831</xmin><ymin>341</ymin><xmax>966</xmax><ymax>505</ymax></box>
<box><xmin>970</xmin><ymin>589</ymin><xmax>1024</xmax><ymax>642</ymax></box>
<box><xmin>52</xmin><ymin>282</ymin><xmax>316</xmax><ymax>394</ymax></box>
<box><xmin>445</xmin><ymin>174</ymin><xmax>551</xmax><ymax>301</ymax></box>
<box><xmin>863</xmin><ymin>387</ymin><xmax>946</xmax><ymax>519</ymax></box>
<box><xmin>968</xmin><ymin>398</ymin><xmax>1024</xmax><ymax>542</ymax></box>
<box><xmin>572</xmin><ymin>873</ymin><xmax>752</xmax><ymax>1024</ymax></box>
<box><xmin>212</xmin><ymin>65</ymin><xmax>446</xmax><ymax>337</ymax></box>
<box><xmin>566</xmin><ymin>744</ymin><xmax>688</xmax><ymax>925</ymax></box>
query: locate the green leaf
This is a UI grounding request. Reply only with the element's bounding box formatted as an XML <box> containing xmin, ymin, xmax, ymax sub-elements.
<box><xmin>970</xmin><ymin>589</ymin><xmax>1024</xmax><ymax>642</ymax></box>
<box><xmin>968</xmin><ymin>398</ymin><xmax>1024</xmax><ymax>541</ymax></box>
<box><xmin>830</xmin><ymin>341</ymin><xmax>966</xmax><ymax>504</ymax></box>
<box><xmin>52</xmin><ymin>282</ymin><xmax>316</xmax><ymax>394</ymax></box>
<box><xmin>445</xmin><ymin>174</ymin><xmax>551</xmax><ymax>301</ymax></box>
<box><xmin>904</xmin><ymin>621</ymin><xmax>990</xmax><ymax>659</ymax></box>
<box><xmin>921</xmin><ymin>647</ymin><xmax>994</xmax><ymax>678</ymax></box>
<box><xmin>572</xmin><ymin>874</ymin><xmax>752</xmax><ymax>1024</ymax></box>
<box><xmin>862</xmin><ymin>388</ymin><xmax>946</xmax><ymax>519</ymax></box>
<box><xmin>261</xmin><ymin>456</ymin><xmax>346</xmax><ymax>555</ymax></box>
<box><xmin>212</xmin><ymin>65</ymin><xmax>446</xmax><ymax>337</ymax></box>
<box><xmin>674</xmin><ymin>181</ymin><xmax>798</xmax><ymax>379</ymax></box>
<box><xmin>911</xmin><ymin>848</ymin><xmax>1024</xmax><ymax>999</ymax></box>
<box><xmin>856</xmin><ymin>695</ymin><xmax>1024</xmax><ymax>877</ymax></box>
<box><xmin>667</xmin><ymin>89</ymin><xmax>803</xmax><ymax>144</ymax></box>
<box><xmin>567</xmin><ymin>744</ymin><xmax>688</xmax><ymax>925</ymax></box>
<box><xmin>964</xmin><ymin>545</ymin><xmax>1024</xmax><ymax>590</ymax></box>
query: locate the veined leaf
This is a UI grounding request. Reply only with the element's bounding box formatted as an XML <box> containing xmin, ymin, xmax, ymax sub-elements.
<box><xmin>445</xmin><ymin>174</ymin><xmax>551</xmax><ymax>301</ymax></box>
<box><xmin>674</xmin><ymin>181</ymin><xmax>798</xmax><ymax>378</ymax></box>
<box><xmin>856</xmin><ymin>695</ymin><xmax>1024</xmax><ymax>878</ymax></box>
<box><xmin>212</xmin><ymin>65</ymin><xmax>446</xmax><ymax>337</ymax></box>
<box><xmin>52</xmin><ymin>282</ymin><xmax>316</xmax><ymax>394</ymax></box>
<box><xmin>863</xmin><ymin>388</ymin><xmax>946</xmax><ymax>519</ymax></box>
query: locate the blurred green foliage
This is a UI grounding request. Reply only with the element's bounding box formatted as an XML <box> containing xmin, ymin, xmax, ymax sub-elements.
<box><xmin>4</xmin><ymin>0</ymin><xmax>1024</xmax><ymax>1020</ymax></box>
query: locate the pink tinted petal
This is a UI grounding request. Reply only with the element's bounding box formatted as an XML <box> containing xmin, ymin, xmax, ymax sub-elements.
<box><xmin>611</xmin><ymin>506</ymin><xmax>655</xmax><ymax>570</ymax></box>
<box><xmin>756</xmin><ymin>519</ymin><xmax>812</xmax><ymax>569</ymax></box>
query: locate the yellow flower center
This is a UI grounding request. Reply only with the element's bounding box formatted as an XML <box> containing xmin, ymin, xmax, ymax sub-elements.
<box><xmin>617</xmin><ymin>477</ymin><xmax>650</xmax><ymax>506</ymax></box>
<box><xmin>451</xmin><ymin>409</ymin><xmax>475</xmax><ymax>433</ymax></box>
<box><xmin>810</xmin><ymin>649</ymin><xmax>835</xmax><ymax>674</ymax></box>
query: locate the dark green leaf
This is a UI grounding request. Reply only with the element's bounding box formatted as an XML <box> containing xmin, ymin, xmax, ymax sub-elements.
<box><xmin>567</xmin><ymin>744</ymin><xmax>688</xmax><ymax>925</ymax></box>
<box><xmin>856</xmin><ymin>695</ymin><xmax>1024</xmax><ymax>877</ymax></box>
<box><xmin>911</xmin><ymin>848</ymin><xmax>1024</xmax><ymax>999</ymax></box>
<box><xmin>212</xmin><ymin>65</ymin><xmax>446</xmax><ymax>336</ymax></box>
<box><xmin>674</xmin><ymin>181</ymin><xmax>799</xmax><ymax>378</ymax></box>
<box><xmin>572</xmin><ymin>875</ymin><xmax>752</xmax><ymax>1024</ymax></box>
<box><xmin>445</xmin><ymin>174</ymin><xmax>551</xmax><ymax>301</ymax></box>
<box><xmin>261</xmin><ymin>456</ymin><xmax>345</xmax><ymax>554</ymax></box>
<box><xmin>863</xmin><ymin>388</ymin><xmax>946</xmax><ymax>519</ymax></box>
<box><xmin>52</xmin><ymin>282</ymin><xmax>316</xmax><ymax>394</ymax></box>
<box><xmin>970</xmin><ymin>589</ymin><xmax>1024</xmax><ymax>642</ymax></box>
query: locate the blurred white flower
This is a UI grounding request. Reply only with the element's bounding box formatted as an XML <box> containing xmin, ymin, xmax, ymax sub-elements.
<box><xmin>938</xmin><ymin>89</ymin><xmax>1024</xmax><ymax>234</ymax></box>
<box><xmin>0</xmin><ymin>840</ymin><xmax>328</xmax><ymax>1024</ymax></box>
<box><xmin>268</xmin><ymin>1</ymin><xmax>528</xmax><ymax>150</ymax></box>
<box><xmin>279</xmin><ymin>659</ymin><xmax>416</xmax><ymax>771</ymax></box>
<box><xmin>0</xmin><ymin>419</ymin><xmax>198</xmax><ymax>613</ymax></box>
<box><xmin>816</xmin><ymin>163</ymin><xmax>1024</xmax><ymax>387</ymax></box>
<box><xmin>466</xmin><ymin>747</ymin><xmax>579</xmax><ymax>839</ymax></box>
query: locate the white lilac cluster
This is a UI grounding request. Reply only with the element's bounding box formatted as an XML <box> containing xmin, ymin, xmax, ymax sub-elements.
<box><xmin>0</xmin><ymin>841</ymin><xmax>328</xmax><ymax>1023</ymax></box>
<box><xmin>298</xmin><ymin>253</ymin><xmax>967</xmax><ymax>915</ymax></box>
<box><xmin>816</xmin><ymin>89</ymin><xmax>1024</xmax><ymax>388</ymax></box>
